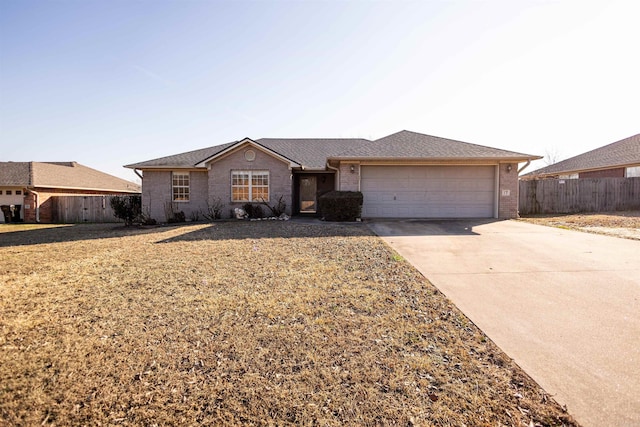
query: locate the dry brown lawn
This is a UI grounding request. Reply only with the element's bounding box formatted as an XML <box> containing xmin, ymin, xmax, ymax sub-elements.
<box><xmin>520</xmin><ymin>210</ymin><xmax>640</xmax><ymax>240</ymax></box>
<box><xmin>0</xmin><ymin>221</ymin><xmax>577</xmax><ymax>426</ymax></box>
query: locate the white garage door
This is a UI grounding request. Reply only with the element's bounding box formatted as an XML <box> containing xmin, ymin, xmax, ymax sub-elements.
<box><xmin>361</xmin><ymin>166</ymin><xmax>496</xmax><ymax>218</ymax></box>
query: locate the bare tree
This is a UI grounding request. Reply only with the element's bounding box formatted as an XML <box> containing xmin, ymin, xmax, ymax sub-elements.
<box><xmin>544</xmin><ymin>147</ymin><xmax>562</xmax><ymax>165</ymax></box>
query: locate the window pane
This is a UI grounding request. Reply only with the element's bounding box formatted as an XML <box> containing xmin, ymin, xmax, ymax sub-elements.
<box><xmin>231</xmin><ymin>171</ymin><xmax>269</xmax><ymax>202</ymax></box>
<box><xmin>252</xmin><ymin>187</ymin><xmax>269</xmax><ymax>201</ymax></box>
<box><xmin>232</xmin><ymin>187</ymin><xmax>249</xmax><ymax>202</ymax></box>
<box><xmin>232</xmin><ymin>173</ymin><xmax>249</xmax><ymax>185</ymax></box>
<box><xmin>172</xmin><ymin>172</ymin><xmax>190</xmax><ymax>201</ymax></box>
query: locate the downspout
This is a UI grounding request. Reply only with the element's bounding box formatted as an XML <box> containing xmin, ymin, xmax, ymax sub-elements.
<box><xmin>326</xmin><ymin>162</ymin><xmax>340</xmax><ymax>190</ymax></box>
<box><xmin>134</xmin><ymin>169</ymin><xmax>143</xmax><ymax>180</ymax></box>
<box><xmin>28</xmin><ymin>188</ymin><xmax>40</xmax><ymax>223</ymax></box>
<box><xmin>518</xmin><ymin>160</ymin><xmax>531</xmax><ymax>174</ymax></box>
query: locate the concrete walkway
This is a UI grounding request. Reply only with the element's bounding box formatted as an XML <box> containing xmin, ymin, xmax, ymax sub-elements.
<box><xmin>368</xmin><ymin>219</ymin><xmax>640</xmax><ymax>427</ymax></box>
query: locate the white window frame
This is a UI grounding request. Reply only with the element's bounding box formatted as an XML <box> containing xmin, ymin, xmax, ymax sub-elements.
<box><xmin>626</xmin><ymin>166</ymin><xmax>640</xmax><ymax>178</ymax></box>
<box><xmin>172</xmin><ymin>172</ymin><xmax>190</xmax><ymax>202</ymax></box>
<box><xmin>231</xmin><ymin>170</ymin><xmax>269</xmax><ymax>202</ymax></box>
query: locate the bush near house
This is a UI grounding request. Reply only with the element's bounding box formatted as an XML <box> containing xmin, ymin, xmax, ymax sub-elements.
<box><xmin>319</xmin><ymin>191</ymin><xmax>363</xmax><ymax>221</ymax></box>
<box><xmin>109</xmin><ymin>195</ymin><xmax>142</xmax><ymax>226</ymax></box>
<box><xmin>242</xmin><ymin>203</ymin><xmax>264</xmax><ymax>219</ymax></box>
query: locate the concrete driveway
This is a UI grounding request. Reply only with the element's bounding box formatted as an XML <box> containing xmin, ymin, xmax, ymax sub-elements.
<box><xmin>368</xmin><ymin>219</ymin><xmax>640</xmax><ymax>427</ymax></box>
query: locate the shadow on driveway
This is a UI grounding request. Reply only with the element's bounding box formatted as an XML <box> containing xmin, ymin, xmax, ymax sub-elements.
<box><xmin>367</xmin><ymin>218</ymin><xmax>500</xmax><ymax>237</ymax></box>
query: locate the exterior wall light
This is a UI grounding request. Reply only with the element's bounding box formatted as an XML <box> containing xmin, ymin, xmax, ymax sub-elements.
<box><xmin>350</xmin><ymin>165</ymin><xmax>355</xmax><ymax>173</ymax></box>
<box><xmin>506</xmin><ymin>164</ymin><xmax>513</xmax><ymax>172</ymax></box>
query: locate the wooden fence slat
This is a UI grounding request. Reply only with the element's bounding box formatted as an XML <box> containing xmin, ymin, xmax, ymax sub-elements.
<box><xmin>519</xmin><ymin>177</ymin><xmax>640</xmax><ymax>215</ymax></box>
<box><xmin>52</xmin><ymin>195</ymin><xmax>124</xmax><ymax>223</ymax></box>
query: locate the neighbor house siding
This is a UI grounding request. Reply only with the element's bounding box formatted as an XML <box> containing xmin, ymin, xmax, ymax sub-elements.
<box><xmin>579</xmin><ymin>168</ymin><xmax>625</xmax><ymax>179</ymax></box>
<box><xmin>498</xmin><ymin>163</ymin><xmax>519</xmax><ymax>219</ymax></box>
<box><xmin>20</xmin><ymin>188</ymin><xmax>134</xmax><ymax>223</ymax></box>
<box><xmin>208</xmin><ymin>147</ymin><xmax>292</xmax><ymax>218</ymax></box>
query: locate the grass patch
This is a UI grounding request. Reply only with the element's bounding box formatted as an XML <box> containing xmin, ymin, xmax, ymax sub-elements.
<box><xmin>0</xmin><ymin>222</ymin><xmax>577</xmax><ymax>426</ymax></box>
<box><xmin>520</xmin><ymin>211</ymin><xmax>640</xmax><ymax>240</ymax></box>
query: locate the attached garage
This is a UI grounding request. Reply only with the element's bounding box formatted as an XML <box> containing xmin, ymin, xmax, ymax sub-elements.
<box><xmin>360</xmin><ymin>165</ymin><xmax>496</xmax><ymax>218</ymax></box>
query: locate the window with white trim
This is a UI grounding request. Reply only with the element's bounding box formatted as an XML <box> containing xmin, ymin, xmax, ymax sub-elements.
<box><xmin>231</xmin><ymin>171</ymin><xmax>269</xmax><ymax>202</ymax></box>
<box><xmin>172</xmin><ymin>172</ymin><xmax>190</xmax><ymax>201</ymax></box>
<box><xmin>626</xmin><ymin>166</ymin><xmax>640</xmax><ymax>178</ymax></box>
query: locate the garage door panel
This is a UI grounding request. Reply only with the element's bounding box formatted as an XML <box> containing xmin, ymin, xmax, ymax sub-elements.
<box><xmin>361</xmin><ymin>166</ymin><xmax>495</xmax><ymax>218</ymax></box>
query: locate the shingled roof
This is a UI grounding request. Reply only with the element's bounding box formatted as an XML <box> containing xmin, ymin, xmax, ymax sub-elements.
<box><xmin>0</xmin><ymin>162</ymin><xmax>140</xmax><ymax>193</ymax></box>
<box><xmin>125</xmin><ymin>141</ymin><xmax>239</xmax><ymax>169</ymax></box>
<box><xmin>523</xmin><ymin>133</ymin><xmax>640</xmax><ymax>178</ymax></box>
<box><xmin>256</xmin><ymin>138</ymin><xmax>370</xmax><ymax>169</ymax></box>
<box><xmin>332</xmin><ymin>130</ymin><xmax>538</xmax><ymax>160</ymax></box>
<box><xmin>125</xmin><ymin>130</ymin><xmax>539</xmax><ymax>170</ymax></box>
<box><xmin>126</xmin><ymin>138</ymin><xmax>371</xmax><ymax>170</ymax></box>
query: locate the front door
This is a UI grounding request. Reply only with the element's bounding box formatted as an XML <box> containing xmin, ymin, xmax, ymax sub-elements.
<box><xmin>299</xmin><ymin>176</ymin><xmax>317</xmax><ymax>213</ymax></box>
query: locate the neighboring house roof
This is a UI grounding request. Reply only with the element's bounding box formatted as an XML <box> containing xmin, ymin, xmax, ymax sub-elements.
<box><xmin>0</xmin><ymin>162</ymin><xmax>30</xmax><ymax>186</ymax></box>
<box><xmin>125</xmin><ymin>130</ymin><xmax>540</xmax><ymax>170</ymax></box>
<box><xmin>0</xmin><ymin>162</ymin><xmax>140</xmax><ymax>193</ymax></box>
<box><xmin>523</xmin><ymin>133</ymin><xmax>640</xmax><ymax>178</ymax></box>
<box><xmin>333</xmin><ymin>130</ymin><xmax>538</xmax><ymax>161</ymax></box>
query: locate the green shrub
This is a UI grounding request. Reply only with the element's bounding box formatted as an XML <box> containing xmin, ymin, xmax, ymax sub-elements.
<box><xmin>242</xmin><ymin>203</ymin><xmax>264</xmax><ymax>219</ymax></box>
<box><xmin>109</xmin><ymin>195</ymin><xmax>142</xmax><ymax>226</ymax></box>
<box><xmin>318</xmin><ymin>191</ymin><xmax>363</xmax><ymax>221</ymax></box>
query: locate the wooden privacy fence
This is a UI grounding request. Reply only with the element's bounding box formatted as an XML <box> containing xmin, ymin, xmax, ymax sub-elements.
<box><xmin>51</xmin><ymin>195</ymin><xmax>122</xmax><ymax>223</ymax></box>
<box><xmin>519</xmin><ymin>177</ymin><xmax>640</xmax><ymax>215</ymax></box>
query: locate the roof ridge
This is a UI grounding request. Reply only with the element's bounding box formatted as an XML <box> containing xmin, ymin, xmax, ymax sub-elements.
<box><xmin>257</xmin><ymin>137</ymin><xmax>371</xmax><ymax>141</ymax></box>
<box><xmin>381</xmin><ymin>130</ymin><xmax>532</xmax><ymax>156</ymax></box>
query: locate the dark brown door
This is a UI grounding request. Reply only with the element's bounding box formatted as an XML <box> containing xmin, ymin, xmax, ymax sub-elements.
<box><xmin>299</xmin><ymin>176</ymin><xmax>317</xmax><ymax>213</ymax></box>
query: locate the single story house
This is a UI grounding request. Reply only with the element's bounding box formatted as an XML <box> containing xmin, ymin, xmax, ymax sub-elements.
<box><xmin>126</xmin><ymin>130</ymin><xmax>539</xmax><ymax>221</ymax></box>
<box><xmin>522</xmin><ymin>133</ymin><xmax>640</xmax><ymax>180</ymax></box>
<box><xmin>0</xmin><ymin>161</ymin><xmax>141</xmax><ymax>223</ymax></box>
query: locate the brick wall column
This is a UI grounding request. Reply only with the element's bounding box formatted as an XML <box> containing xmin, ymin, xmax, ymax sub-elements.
<box><xmin>338</xmin><ymin>162</ymin><xmax>360</xmax><ymax>191</ymax></box>
<box><xmin>498</xmin><ymin>163</ymin><xmax>519</xmax><ymax>219</ymax></box>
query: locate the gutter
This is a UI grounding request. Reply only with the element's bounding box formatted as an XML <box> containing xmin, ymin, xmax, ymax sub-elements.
<box><xmin>326</xmin><ymin>162</ymin><xmax>340</xmax><ymax>190</ymax></box>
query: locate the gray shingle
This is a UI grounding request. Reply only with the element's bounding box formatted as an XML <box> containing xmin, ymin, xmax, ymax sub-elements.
<box><xmin>0</xmin><ymin>162</ymin><xmax>140</xmax><ymax>192</ymax></box>
<box><xmin>334</xmin><ymin>130</ymin><xmax>538</xmax><ymax>160</ymax></box>
<box><xmin>125</xmin><ymin>141</ymin><xmax>238</xmax><ymax>169</ymax></box>
<box><xmin>0</xmin><ymin>162</ymin><xmax>31</xmax><ymax>186</ymax></box>
<box><xmin>524</xmin><ymin>133</ymin><xmax>640</xmax><ymax>177</ymax></box>
<box><xmin>256</xmin><ymin>138</ymin><xmax>370</xmax><ymax>169</ymax></box>
<box><xmin>125</xmin><ymin>130</ymin><xmax>540</xmax><ymax>170</ymax></box>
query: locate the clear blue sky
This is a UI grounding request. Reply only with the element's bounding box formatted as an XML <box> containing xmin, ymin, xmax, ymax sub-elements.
<box><xmin>1</xmin><ymin>0</ymin><xmax>638</xmax><ymax>182</ymax></box>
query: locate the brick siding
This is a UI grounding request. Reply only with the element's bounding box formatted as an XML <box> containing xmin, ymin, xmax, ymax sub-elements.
<box><xmin>209</xmin><ymin>147</ymin><xmax>292</xmax><ymax>219</ymax></box>
<box><xmin>498</xmin><ymin>163</ymin><xmax>519</xmax><ymax>219</ymax></box>
<box><xmin>338</xmin><ymin>162</ymin><xmax>360</xmax><ymax>191</ymax></box>
<box><xmin>579</xmin><ymin>168</ymin><xmax>625</xmax><ymax>179</ymax></box>
<box><xmin>141</xmin><ymin>171</ymin><xmax>208</xmax><ymax>222</ymax></box>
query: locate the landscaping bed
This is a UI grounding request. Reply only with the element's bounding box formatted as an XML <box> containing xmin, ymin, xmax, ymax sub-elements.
<box><xmin>520</xmin><ymin>210</ymin><xmax>640</xmax><ymax>240</ymax></box>
<box><xmin>0</xmin><ymin>222</ymin><xmax>577</xmax><ymax>426</ymax></box>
